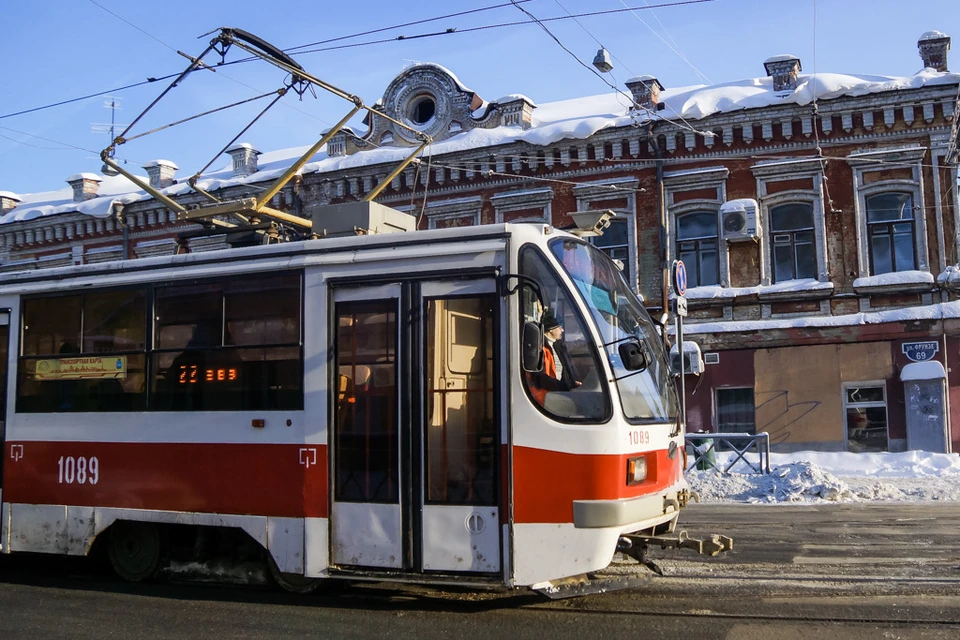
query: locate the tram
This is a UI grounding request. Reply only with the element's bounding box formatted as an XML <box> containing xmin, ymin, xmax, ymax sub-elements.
<box><xmin>0</xmin><ymin>213</ymin><xmax>725</xmax><ymax>593</ymax></box>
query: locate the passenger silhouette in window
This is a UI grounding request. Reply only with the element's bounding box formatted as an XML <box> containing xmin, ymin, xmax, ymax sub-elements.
<box><xmin>167</xmin><ymin>324</ymin><xmax>214</xmax><ymax>410</ymax></box>
<box><xmin>527</xmin><ymin>309</ymin><xmax>580</xmax><ymax>406</ymax></box>
<box><xmin>55</xmin><ymin>342</ymin><xmax>80</xmax><ymax>411</ymax></box>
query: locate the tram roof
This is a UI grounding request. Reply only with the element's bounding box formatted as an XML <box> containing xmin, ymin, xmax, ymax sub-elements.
<box><xmin>0</xmin><ymin>222</ymin><xmax>563</xmax><ymax>291</ymax></box>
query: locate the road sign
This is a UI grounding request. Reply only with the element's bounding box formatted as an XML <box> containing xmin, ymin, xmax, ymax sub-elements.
<box><xmin>675</xmin><ymin>296</ymin><xmax>688</xmax><ymax>317</ymax></box>
<box><xmin>902</xmin><ymin>341</ymin><xmax>939</xmax><ymax>362</ymax></box>
<box><xmin>672</xmin><ymin>260</ymin><xmax>687</xmax><ymax>297</ymax></box>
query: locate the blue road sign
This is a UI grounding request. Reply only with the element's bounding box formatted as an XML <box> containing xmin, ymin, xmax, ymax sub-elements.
<box><xmin>673</xmin><ymin>260</ymin><xmax>687</xmax><ymax>297</ymax></box>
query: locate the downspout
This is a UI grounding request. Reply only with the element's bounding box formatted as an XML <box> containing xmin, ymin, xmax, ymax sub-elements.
<box><xmin>932</xmin><ymin>148</ymin><xmax>947</xmax><ymax>280</ymax></box>
<box><xmin>649</xmin><ymin>124</ymin><xmax>668</xmax><ymax>325</ymax></box>
<box><xmin>114</xmin><ymin>203</ymin><xmax>129</xmax><ymax>260</ymax></box>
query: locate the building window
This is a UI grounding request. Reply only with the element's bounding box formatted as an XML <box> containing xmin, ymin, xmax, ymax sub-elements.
<box><xmin>848</xmin><ymin>146</ymin><xmax>928</xmax><ymax>279</ymax></box>
<box><xmin>843</xmin><ymin>383</ymin><xmax>888</xmax><ymax>452</ymax></box>
<box><xmin>866</xmin><ymin>192</ymin><xmax>916</xmax><ymax>275</ymax></box>
<box><xmin>715</xmin><ymin>387</ymin><xmax>755</xmax><ymax>433</ymax></box>
<box><xmin>677</xmin><ymin>211</ymin><xmax>719</xmax><ymax>287</ymax></box>
<box><xmin>590</xmin><ymin>216</ymin><xmax>632</xmax><ymax>287</ymax></box>
<box><xmin>770</xmin><ymin>202</ymin><xmax>816</xmax><ymax>283</ymax></box>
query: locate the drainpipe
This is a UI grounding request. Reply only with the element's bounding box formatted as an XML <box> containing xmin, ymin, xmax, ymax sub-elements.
<box><xmin>932</xmin><ymin>149</ymin><xmax>947</xmax><ymax>281</ymax></box>
<box><xmin>114</xmin><ymin>203</ymin><xmax>129</xmax><ymax>260</ymax></box>
<box><xmin>649</xmin><ymin>124</ymin><xmax>669</xmax><ymax>325</ymax></box>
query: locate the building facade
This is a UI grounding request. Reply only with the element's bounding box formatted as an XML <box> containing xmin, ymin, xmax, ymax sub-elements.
<box><xmin>1</xmin><ymin>33</ymin><xmax>958</xmax><ymax>452</ymax></box>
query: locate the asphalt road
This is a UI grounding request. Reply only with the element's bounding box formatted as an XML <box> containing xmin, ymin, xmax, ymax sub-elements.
<box><xmin>2</xmin><ymin>503</ymin><xmax>960</xmax><ymax>639</ymax></box>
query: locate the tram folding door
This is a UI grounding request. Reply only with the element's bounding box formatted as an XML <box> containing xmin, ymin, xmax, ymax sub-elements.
<box><xmin>0</xmin><ymin>312</ymin><xmax>7</xmax><ymax>510</ymax></box>
<box><xmin>331</xmin><ymin>280</ymin><xmax>501</xmax><ymax>575</ymax></box>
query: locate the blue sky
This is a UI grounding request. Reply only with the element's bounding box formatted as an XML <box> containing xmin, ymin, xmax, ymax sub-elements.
<box><xmin>1</xmin><ymin>0</ymin><xmax>957</xmax><ymax>196</ymax></box>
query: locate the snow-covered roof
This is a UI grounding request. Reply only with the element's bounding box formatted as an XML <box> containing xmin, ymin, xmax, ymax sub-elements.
<box><xmin>3</xmin><ymin>65</ymin><xmax>958</xmax><ymax>225</ymax></box>
<box><xmin>920</xmin><ymin>30</ymin><xmax>949</xmax><ymax>41</ymax></box>
<box><xmin>142</xmin><ymin>159</ymin><xmax>178</xmax><ymax>169</ymax></box>
<box><xmin>66</xmin><ymin>172</ymin><xmax>101</xmax><ymax>182</ymax></box>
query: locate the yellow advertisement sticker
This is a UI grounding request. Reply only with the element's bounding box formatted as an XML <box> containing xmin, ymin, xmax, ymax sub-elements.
<box><xmin>35</xmin><ymin>356</ymin><xmax>127</xmax><ymax>380</ymax></box>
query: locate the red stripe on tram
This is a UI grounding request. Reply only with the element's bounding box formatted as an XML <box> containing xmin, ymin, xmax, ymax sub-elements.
<box><xmin>511</xmin><ymin>445</ymin><xmax>683</xmax><ymax>524</ymax></box>
<box><xmin>3</xmin><ymin>441</ymin><xmax>329</xmax><ymax>518</ymax></box>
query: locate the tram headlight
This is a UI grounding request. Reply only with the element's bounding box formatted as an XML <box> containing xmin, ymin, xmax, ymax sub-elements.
<box><xmin>626</xmin><ymin>456</ymin><xmax>648</xmax><ymax>485</ymax></box>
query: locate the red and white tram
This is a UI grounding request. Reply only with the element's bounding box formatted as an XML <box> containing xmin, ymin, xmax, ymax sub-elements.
<box><xmin>0</xmin><ymin>218</ymin><xmax>699</xmax><ymax>593</ymax></box>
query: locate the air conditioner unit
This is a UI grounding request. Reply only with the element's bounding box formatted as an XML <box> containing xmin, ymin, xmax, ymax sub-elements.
<box><xmin>670</xmin><ymin>340</ymin><xmax>704</xmax><ymax>375</ymax></box>
<box><xmin>720</xmin><ymin>198</ymin><xmax>760</xmax><ymax>242</ymax></box>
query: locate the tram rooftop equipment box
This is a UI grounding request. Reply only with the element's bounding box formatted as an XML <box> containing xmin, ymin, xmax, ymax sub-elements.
<box><xmin>310</xmin><ymin>201</ymin><xmax>416</xmax><ymax>237</ymax></box>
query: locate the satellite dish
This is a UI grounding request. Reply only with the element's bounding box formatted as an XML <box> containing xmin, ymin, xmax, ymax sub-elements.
<box><xmin>592</xmin><ymin>48</ymin><xmax>613</xmax><ymax>73</ymax></box>
<box><xmin>101</xmin><ymin>162</ymin><xmax>120</xmax><ymax>177</ymax></box>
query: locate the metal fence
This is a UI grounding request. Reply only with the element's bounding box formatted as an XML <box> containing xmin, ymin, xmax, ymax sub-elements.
<box><xmin>685</xmin><ymin>432</ymin><xmax>772</xmax><ymax>475</ymax></box>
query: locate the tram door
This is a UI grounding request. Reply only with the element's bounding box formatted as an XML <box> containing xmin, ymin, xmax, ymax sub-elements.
<box><xmin>331</xmin><ymin>280</ymin><xmax>501</xmax><ymax>574</ymax></box>
<box><xmin>0</xmin><ymin>312</ymin><xmax>8</xmax><ymax>502</ymax></box>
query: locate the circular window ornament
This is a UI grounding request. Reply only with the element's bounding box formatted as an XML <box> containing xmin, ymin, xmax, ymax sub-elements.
<box><xmin>408</xmin><ymin>95</ymin><xmax>436</xmax><ymax>126</ymax></box>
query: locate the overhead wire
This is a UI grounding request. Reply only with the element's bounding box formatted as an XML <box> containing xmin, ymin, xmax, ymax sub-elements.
<box><xmin>618</xmin><ymin>0</ymin><xmax>711</xmax><ymax>84</ymax></box>
<box><xmin>1</xmin><ymin>0</ymin><xmax>717</xmax><ymax>123</ymax></box>
<box><xmin>506</xmin><ymin>0</ymin><xmax>715</xmax><ymax>141</ymax></box>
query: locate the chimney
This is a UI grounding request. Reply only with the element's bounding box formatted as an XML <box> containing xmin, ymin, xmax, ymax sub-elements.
<box><xmin>625</xmin><ymin>76</ymin><xmax>665</xmax><ymax>111</ymax></box>
<box><xmin>66</xmin><ymin>173</ymin><xmax>102</xmax><ymax>202</ymax></box>
<box><xmin>764</xmin><ymin>55</ymin><xmax>802</xmax><ymax>92</ymax></box>
<box><xmin>226</xmin><ymin>142</ymin><xmax>260</xmax><ymax>178</ymax></box>
<box><xmin>919</xmin><ymin>31</ymin><xmax>951</xmax><ymax>72</ymax></box>
<box><xmin>142</xmin><ymin>159</ymin><xmax>178</xmax><ymax>189</ymax></box>
<box><xmin>496</xmin><ymin>95</ymin><xmax>537</xmax><ymax>129</ymax></box>
<box><xmin>0</xmin><ymin>190</ymin><xmax>21</xmax><ymax>214</ymax></box>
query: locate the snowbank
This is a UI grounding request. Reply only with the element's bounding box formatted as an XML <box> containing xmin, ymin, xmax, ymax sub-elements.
<box><xmin>687</xmin><ymin>450</ymin><xmax>960</xmax><ymax>504</ymax></box>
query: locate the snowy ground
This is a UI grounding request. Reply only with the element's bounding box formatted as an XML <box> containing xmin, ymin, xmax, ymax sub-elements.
<box><xmin>686</xmin><ymin>449</ymin><xmax>960</xmax><ymax>504</ymax></box>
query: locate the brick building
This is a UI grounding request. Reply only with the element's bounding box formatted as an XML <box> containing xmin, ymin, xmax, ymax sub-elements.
<box><xmin>1</xmin><ymin>32</ymin><xmax>958</xmax><ymax>452</ymax></box>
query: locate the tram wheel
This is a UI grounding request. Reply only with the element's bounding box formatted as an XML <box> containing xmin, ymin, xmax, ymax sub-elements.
<box><xmin>266</xmin><ymin>553</ymin><xmax>323</xmax><ymax>594</ymax></box>
<box><xmin>107</xmin><ymin>521</ymin><xmax>162</xmax><ymax>582</ymax></box>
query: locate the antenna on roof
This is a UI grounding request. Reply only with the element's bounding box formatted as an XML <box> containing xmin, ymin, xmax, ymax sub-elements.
<box><xmin>92</xmin><ymin>97</ymin><xmax>127</xmax><ymax>176</ymax></box>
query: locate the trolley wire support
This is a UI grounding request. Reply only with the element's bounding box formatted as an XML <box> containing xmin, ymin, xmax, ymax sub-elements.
<box><xmin>99</xmin><ymin>26</ymin><xmax>432</xmax><ymax>237</ymax></box>
<box><xmin>685</xmin><ymin>431</ymin><xmax>772</xmax><ymax>475</ymax></box>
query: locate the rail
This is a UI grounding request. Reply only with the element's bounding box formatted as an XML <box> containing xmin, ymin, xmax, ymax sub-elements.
<box><xmin>685</xmin><ymin>432</ymin><xmax>772</xmax><ymax>475</ymax></box>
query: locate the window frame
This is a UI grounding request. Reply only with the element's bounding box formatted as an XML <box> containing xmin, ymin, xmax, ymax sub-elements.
<box><xmin>573</xmin><ymin>178</ymin><xmax>639</xmax><ymax>293</ymax></box>
<box><xmin>848</xmin><ymin>147</ymin><xmax>928</xmax><ymax>278</ymax></box>
<box><xmin>15</xmin><ymin>271</ymin><xmax>305</xmax><ymax>414</ymax></box>
<box><xmin>842</xmin><ymin>380</ymin><xmax>889</xmax><ymax>452</ymax></box>
<box><xmin>767</xmin><ymin>198</ymin><xmax>819</xmax><ymax>284</ymax></box>
<box><xmin>753</xmin><ymin>158</ymin><xmax>829</xmax><ymax>287</ymax></box>
<box><xmin>664</xmin><ymin>167</ymin><xmax>728</xmax><ymax>288</ymax></box>
<box><xmin>864</xmin><ymin>191</ymin><xmax>918</xmax><ymax>275</ymax></box>
<box><xmin>674</xmin><ymin>206</ymin><xmax>721</xmax><ymax>288</ymax></box>
<box><xmin>714</xmin><ymin>386</ymin><xmax>756</xmax><ymax>434</ymax></box>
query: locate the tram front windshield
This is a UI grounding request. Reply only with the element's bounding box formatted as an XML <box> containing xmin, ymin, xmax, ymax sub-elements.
<box><xmin>551</xmin><ymin>239</ymin><xmax>678</xmax><ymax>423</ymax></box>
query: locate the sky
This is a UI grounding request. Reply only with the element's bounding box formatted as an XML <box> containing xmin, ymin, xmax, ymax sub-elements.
<box><xmin>1</xmin><ymin>0</ymin><xmax>958</xmax><ymax>197</ymax></box>
<box><xmin>688</xmin><ymin>450</ymin><xmax>960</xmax><ymax>503</ymax></box>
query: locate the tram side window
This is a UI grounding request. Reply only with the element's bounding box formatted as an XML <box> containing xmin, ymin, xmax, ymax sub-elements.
<box><xmin>17</xmin><ymin>289</ymin><xmax>147</xmax><ymax>412</ymax></box>
<box><xmin>519</xmin><ymin>247</ymin><xmax>610</xmax><ymax>422</ymax></box>
<box><xmin>151</xmin><ymin>274</ymin><xmax>303</xmax><ymax>411</ymax></box>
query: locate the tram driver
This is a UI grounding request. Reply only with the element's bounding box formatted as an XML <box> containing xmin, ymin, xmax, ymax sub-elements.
<box><xmin>527</xmin><ymin>309</ymin><xmax>581</xmax><ymax>406</ymax></box>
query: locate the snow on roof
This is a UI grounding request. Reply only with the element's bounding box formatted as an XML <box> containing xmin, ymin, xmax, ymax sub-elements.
<box><xmin>496</xmin><ymin>94</ymin><xmax>537</xmax><ymax>106</ymax></box>
<box><xmin>66</xmin><ymin>172</ymin><xmax>101</xmax><ymax>182</ymax></box>
<box><xmin>142</xmin><ymin>159</ymin><xmax>178</xmax><ymax>169</ymax></box>
<box><xmin>919</xmin><ymin>30</ymin><xmax>949</xmax><ymax>41</ymax></box>
<box><xmin>679</xmin><ymin>297</ymin><xmax>960</xmax><ymax>336</ymax></box>
<box><xmin>225</xmin><ymin>142</ymin><xmax>259</xmax><ymax>154</ymax></box>
<box><xmin>0</xmin><ymin>173</ymin><xmax>153</xmax><ymax>223</ymax></box>
<box><xmin>3</xmin><ymin>66</ymin><xmax>958</xmax><ymax>224</ymax></box>
<box><xmin>764</xmin><ymin>54</ymin><xmax>801</xmax><ymax>64</ymax></box>
<box><xmin>900</xmin><ymin>361</ymin><xmax>946</xmax><ymax>381</ymax></box>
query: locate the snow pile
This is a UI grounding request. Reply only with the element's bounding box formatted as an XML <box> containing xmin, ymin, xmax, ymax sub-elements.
<box><xmin>687</xmin><ymin>450</ymin><xmax>960</xmax><ymax>503</ymax></box>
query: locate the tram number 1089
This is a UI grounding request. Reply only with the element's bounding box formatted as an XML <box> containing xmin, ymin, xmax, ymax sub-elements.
<box><xmin>57</xmin><ymin>456</ymin><xmax>100</xmax><ymax>485</ymax></box>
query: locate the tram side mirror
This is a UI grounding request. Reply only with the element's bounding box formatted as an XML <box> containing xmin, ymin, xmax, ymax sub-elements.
<box><xmin>522</xmin><ymin>321</ymin><xmax>544</xmax><ymax>372</ymax></box>
<box><xmin>618</xmin><ymin>340</ymin><xmax>649</xmax><ymax>372</ymax></box>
